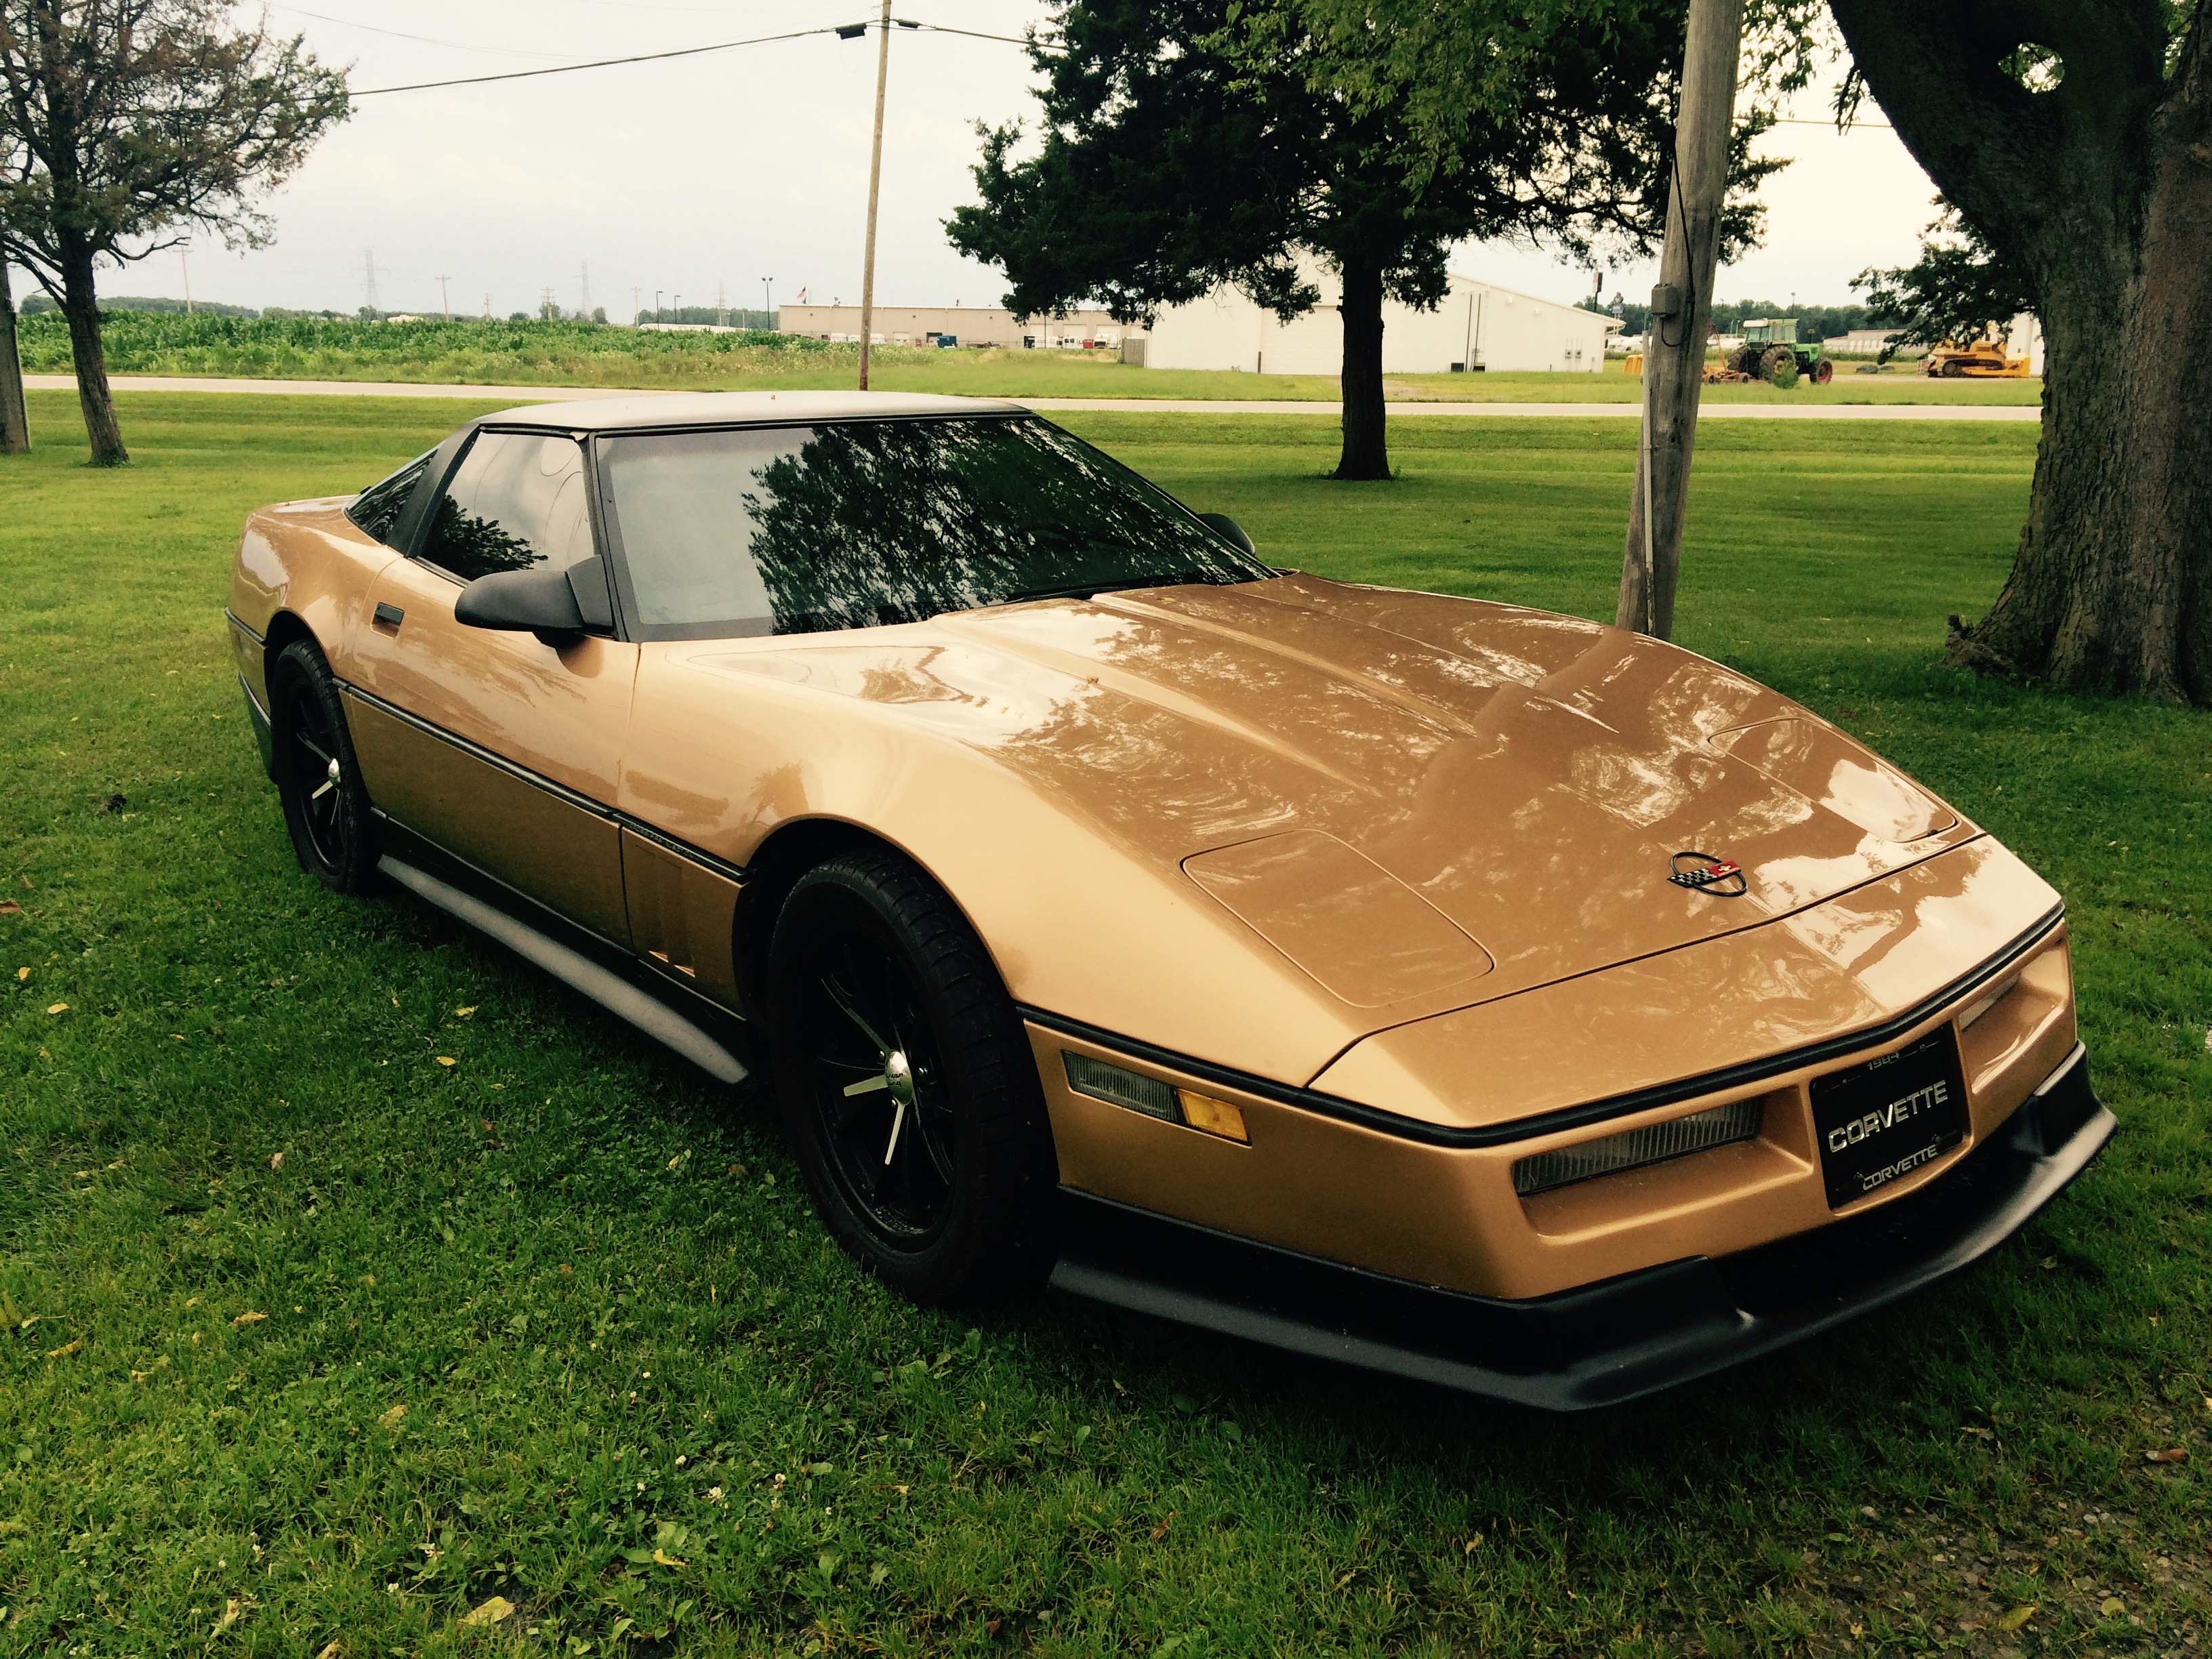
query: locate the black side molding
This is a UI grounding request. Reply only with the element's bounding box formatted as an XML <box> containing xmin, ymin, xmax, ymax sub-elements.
<box><xmin>370</xmin><ymin>821</ymin><xmax>754</xmax><ymax>1085</ymax></box>
<box><xmin>1049</xmin><ymin>1043</ymin><xmax>2112</xmax><ymax>1412</ymax></box>
<box><xmin>238</xmin><ymin>672</ymin><xmax>275</xmax><ymax>780</ymax></box>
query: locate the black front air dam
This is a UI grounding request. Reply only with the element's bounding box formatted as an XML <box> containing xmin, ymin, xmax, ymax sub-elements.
<box><xmin>1048</xmin><ymin>1042</ymin><xmax>2112</xmax><ymax>1412</ymax></box>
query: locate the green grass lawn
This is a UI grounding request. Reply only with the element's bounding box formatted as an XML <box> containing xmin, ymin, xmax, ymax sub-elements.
<box><xmin>19</xmin><ymin>310</ymin><xmax>2040</xmax><ymax>406</ymax></box>
<box><xmin>2</xmin><ymin>392</ymin><xmax>2205</xmax><ymax>1658</ymax></box>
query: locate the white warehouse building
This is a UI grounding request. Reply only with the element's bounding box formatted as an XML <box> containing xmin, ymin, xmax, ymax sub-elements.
<box><xmin>1145</xmin><ymin>261</ymin><xmax>1611</xmax><ymax>376</ymax></box>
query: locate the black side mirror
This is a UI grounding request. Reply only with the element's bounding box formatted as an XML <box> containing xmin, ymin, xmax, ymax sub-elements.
<box><xmin>1198</xmin><ymin>512</ymin><xmax>1255</xmax><ymax>556</ymax></box>
<box><xmin>455</xmin><ymin>556</ymin><xmax>616</xmax><ymax>648</ymax></box>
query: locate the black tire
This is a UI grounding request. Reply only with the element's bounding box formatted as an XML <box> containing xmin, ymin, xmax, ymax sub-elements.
<box><xmin>765</xmin><ymin>849</ymin><xmax>1056</xmax><ymax>1303</ymax></box>
<box><xmin>270</xmin><ymin>638</ymin><xmax>381</xmax><ymax>893</ymax></box>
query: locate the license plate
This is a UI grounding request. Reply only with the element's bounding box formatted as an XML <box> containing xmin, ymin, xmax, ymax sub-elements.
<box><xmin>1810</xmin><ymin>1027</ymin><xmax>1968</xmax><ymax>1208</ymax></box>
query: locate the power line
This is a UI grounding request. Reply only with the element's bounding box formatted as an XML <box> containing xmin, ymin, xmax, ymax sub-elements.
<box><xmin>350</xmin><ymin>27</ymin><xmax>837</xmax><ymax>95</ymax></box>
<box><xmin>902</xmin><ymin>23</ymin><xmax>1040</xmax><ymax>47</ymax></box>
<box><xmin>346</xmin><ymin>18</ymin><xmax>1049</xmax><ymax>98</ymax></box>
<box><xmin>270</xmin><ymin>4</ymin><xmax>568</xmax><ymax>59</ymax></box>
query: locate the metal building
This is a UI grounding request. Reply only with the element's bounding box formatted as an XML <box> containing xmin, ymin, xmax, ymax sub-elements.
<box><xmin>773</xmin><ymin>302</ymin><xmax>1134</xmax><ymax>349</ymax></box>
<box><xmin>1145</xmin><ymin>262</ymin><xmax>1611</xmax><ymax>375</ymax></box>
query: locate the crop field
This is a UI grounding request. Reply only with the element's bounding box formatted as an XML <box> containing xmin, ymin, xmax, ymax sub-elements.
<box><xmin>14</xmin><ymin>310</ymin><xmax>2042</xmax><ymax>406</ymax></box>
<box><xmin>1</xmin><ymin>391</ymin><xmax>2205</xmax><ymax>1657</ymax></box>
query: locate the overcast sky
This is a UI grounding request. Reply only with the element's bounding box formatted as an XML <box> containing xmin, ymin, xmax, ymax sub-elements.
<box><xmin>29</xmin><ymin>1</ymin><xmax>1942</xmax><ymax>319</ymax></box>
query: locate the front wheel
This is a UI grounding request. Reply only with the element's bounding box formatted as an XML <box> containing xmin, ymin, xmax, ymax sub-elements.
<box><xmin>270</xmin><ymin>638</ymin><xmax>381</xmax><ymax>893</ymax></box>
<box><xmin>765</xmin><ymin>849</ymin><xmax>1057</xmax><ymax>1303</ymax></box>
<box><xmin>1811</xmin><ymin>357</ymin><xmax>1835</xmax><ymax>385</ymax></box>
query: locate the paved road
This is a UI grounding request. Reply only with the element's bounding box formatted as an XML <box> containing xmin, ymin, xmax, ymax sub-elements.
<box><xmin>28</xmin><ymin>373</ymin><xmax>2043</xmax><ymax>421</ymax></box>
<box><xmin>1027</xmin><ymin>396</ymin><xmax>2041</xmax><ymax>421</ymax></box>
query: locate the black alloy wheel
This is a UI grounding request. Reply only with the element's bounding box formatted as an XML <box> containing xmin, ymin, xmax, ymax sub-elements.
<box><xmin>766</xmin><ymin>849</ymin><xmax>1056</xmax><ymax>1303</ymax></box>
<box><xmin>271</xmin><ymin>638</ymin><xmax>381</xmax><ymax>893</ymax></box>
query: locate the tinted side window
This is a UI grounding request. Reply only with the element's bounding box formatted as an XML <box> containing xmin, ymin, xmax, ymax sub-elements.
<box><xmin>418</xmin><ymin>431</ymin><xmax>593</xmax><ymax>581</ymax></box>
<box><xmin>346</xmin><ymin>451</ymin><xmax>432</xmax><ymax>548</ymax></box>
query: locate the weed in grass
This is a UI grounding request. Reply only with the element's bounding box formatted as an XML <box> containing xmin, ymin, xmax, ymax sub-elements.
<box><xmin>0</xmin><ymin>392</ymin><xmax>2205</xmax><ymax>1656</ymax></box>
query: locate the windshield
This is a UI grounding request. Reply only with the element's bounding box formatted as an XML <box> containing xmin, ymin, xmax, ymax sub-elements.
<box><xmin>596</xmin><ymin>415</ymin><xmax>1271</xmax><ymax>639</ymax></box>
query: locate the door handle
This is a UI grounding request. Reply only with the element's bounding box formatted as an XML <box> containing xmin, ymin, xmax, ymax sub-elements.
<box><xmin>373</xmin><ymin>602</ymin><xmax>405</xmax><ymax>630</ymax></box>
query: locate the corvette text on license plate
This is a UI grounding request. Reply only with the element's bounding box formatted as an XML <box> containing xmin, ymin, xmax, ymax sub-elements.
<box><xmin>1808</xmin><ymin>1027</ymin><xmax>1969</xmax><ymax>1208</ymax></box>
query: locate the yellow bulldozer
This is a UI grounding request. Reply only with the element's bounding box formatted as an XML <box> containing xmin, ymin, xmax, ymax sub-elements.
<box><xmin>1920</xmin><ymin>336</ymin><xmax>2032</xmax><ymax>377</ymax></box>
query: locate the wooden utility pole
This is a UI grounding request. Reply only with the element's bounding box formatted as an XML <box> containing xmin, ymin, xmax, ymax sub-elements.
<box><xmin>1614</xmin><ymin>0</ymin><xmax>1744</xmax><ymax>639</ymax></box>
<box><xmin>857</xmin><ymin>0</ymin><xmax>892</xmax><ymax>390</ymax></box>
<box><xmin>0</xmin><ymin>256</ymin><xmax>28</xmax><ymax>455</ymax></box>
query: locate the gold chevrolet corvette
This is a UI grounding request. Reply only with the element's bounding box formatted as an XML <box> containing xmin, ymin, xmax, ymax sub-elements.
<box><xmin>227</xmin><ymin>392</ymin><xmax>2110</xmax><ymax>1409</ymax></box>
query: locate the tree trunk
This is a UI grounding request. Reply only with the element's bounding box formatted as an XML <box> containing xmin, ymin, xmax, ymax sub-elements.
<box><xmin>1831</xmin><ymin>0</ymin><xmax>2211</xmax><ymax>704</ymax></box>
<box><xmin>0</xmin><ymin>259</ymin><xmax>27</xmax><ymax>455</ymax></box>
<box><xmin>1335</xmin><ymin>255</ymin><xmax>1390</xmax><ymax>480</ymax></box>
<box><xmin>58</xmin><ymin>241</ymin><xmax>127</xmax><ymax>466</ymax></box>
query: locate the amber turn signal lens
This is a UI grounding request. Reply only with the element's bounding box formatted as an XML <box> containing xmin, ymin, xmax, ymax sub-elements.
<box><xmin>1062</xmin><ymin>1052</ymin><xmax>1249</xmax><ymax>1141</ymax></box>
<box><xmin>1176</xmin><ymin>1089</ymin><xmax>1248</xmax><ymax>1143</ymax></box>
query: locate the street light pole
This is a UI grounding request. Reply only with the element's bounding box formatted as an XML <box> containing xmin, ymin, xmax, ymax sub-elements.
<box><xmin>857</xmin><ymin>0</ymin><xmax>893</xmax><ymax>391</ymax></box>
<box><xmin>762</xmin><ymin>278</ymin><xmax>773</xmax><ymax>329</ymax></box>
<box><xmin>437</xmin><ymin>274</ymin><xmax>451</xmax><ymax>321</ymax></box>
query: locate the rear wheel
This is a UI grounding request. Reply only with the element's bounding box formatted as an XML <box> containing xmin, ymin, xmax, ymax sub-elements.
<box><xmin>766</xmin><ymin>849</ymin><xmax>1056</xmax><ymax>1303</ymax></box>
<box><xmin>271</xmin><ymin>639</ymin><xmax>380</xmax><ymax>893</ymax></box>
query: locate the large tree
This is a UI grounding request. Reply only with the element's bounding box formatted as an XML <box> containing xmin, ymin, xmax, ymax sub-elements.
<box><xmin>1853</xmin><ymin>205</ymin><xmax>2034</xmax><ymax>361</ymax></box>
<box><xmin>0</xmin><ymin>1</ymin><xmax>346</xmax><ymax>464</ymax></box>
<box><xmin>1826</xmin><ymin>1</ymin><xmax>2210</xmax><ymax>703</ymax></box>
<box><xmin>949</xmin><ymin>0</ymin><xmax>1769</xmax><ymax>481</ymax></box>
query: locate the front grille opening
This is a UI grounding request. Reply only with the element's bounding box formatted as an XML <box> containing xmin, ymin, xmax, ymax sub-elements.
<box><xmin>1513</xmin><ymin>1096</ymin><xmax>1765</xmax><ymax>1197</ymax></box>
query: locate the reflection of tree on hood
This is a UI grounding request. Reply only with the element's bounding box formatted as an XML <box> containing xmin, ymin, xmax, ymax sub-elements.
<box><xmin>422</xmin><ymin>493</ymin><xmax>539</xmax><ymax>579</ymax></box>
<box><xmin>743</xmin><ymin>419</ymin><xmax>1241</xmax><ymax>634</ymax></box>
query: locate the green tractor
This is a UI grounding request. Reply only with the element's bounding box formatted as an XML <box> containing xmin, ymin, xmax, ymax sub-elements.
<box><xmin>1729</xmin><ymin>318</ymin><xmax>1833</xmax><ymax>386</ymax></box>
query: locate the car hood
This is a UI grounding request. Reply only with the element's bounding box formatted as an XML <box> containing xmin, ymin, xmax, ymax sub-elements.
<box><xmin>693</xmin><ymin>573</ymin><xmax>1977</xmax><ymax>1017</ymax></box>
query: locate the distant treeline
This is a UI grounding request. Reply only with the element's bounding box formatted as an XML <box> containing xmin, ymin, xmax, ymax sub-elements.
<box><xmin>639</xmin><ymin>306</ymin><xmax>777</xmax><ymax>329</ymax></box>
<box><xmin>7</xmin><ymin>295</ymin><xmax>789</xmax><ymax>329</ymax></box>
<box><xmin>18</xmin><ymin>291</ymin><xmax>262</xmax><ymax>319</ymax></box>
<box><xmin>1581</xmin><ymin>294</ymin><xmax>1882</xmax><ymax>342</ymax></box>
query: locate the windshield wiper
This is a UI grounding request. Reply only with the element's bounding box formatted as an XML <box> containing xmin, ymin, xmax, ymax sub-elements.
<box><xmin>991</xmin><ymin>573</ymin><xmax>1215</xmax><ymax>606</ymax></box>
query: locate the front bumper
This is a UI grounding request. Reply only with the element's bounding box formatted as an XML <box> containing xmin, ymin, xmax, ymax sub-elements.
<box><xmin>1049</xmin><ymin>1041</ymin><xmax>2111</xmax><ymax>1411</ymax></box>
